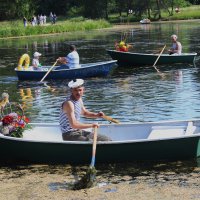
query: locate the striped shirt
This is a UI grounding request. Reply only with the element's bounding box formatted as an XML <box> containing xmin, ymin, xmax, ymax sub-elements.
<box><xmin>59</xmin><ymin>96</ymin><xmax>82</xmax><ymax>133</ymax></box>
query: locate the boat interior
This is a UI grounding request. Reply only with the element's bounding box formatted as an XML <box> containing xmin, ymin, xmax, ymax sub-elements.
<box><xmin>20</xmin><ymin>120</ymin><xmax>200</xmax><ymax>142</ymax></box>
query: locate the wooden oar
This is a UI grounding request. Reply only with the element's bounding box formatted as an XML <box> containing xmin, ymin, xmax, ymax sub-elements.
<box><xmin>152</xmin><ymin>45</ymin><xmax>166</xmax><ymax>72</ymax></box>
<box><xmin>73</xmin><ymin>126</ymin><xmax>98</xmax><ymax>190</ymax></box>
<box><xmin>103</xmin><ymin>115</ymin><xmax>120</xmax><ymax>124</ymax></box>
<box><xmin>40</xmin><ymin>60</ymin><xmax>58</xmax><ymax>82</ymax></box>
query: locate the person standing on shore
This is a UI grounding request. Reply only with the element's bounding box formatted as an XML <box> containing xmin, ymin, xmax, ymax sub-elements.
<box><xmin>168</xmin><ymin>34</ymin><xmax>182</xmax><ymax>55</ymax></box>
<box><xmin>23</xmin><ymin>17</ymin><xmax>27</xmax><ymax>27</ymax></box>
<box><xmin>59</xmin><ymin>79</ymin><xmax>111</xmax><ymax>141</ymax></box>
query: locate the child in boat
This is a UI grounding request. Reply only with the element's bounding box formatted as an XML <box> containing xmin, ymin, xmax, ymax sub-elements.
<box><xmin>32</xmin><ymin>52</ymin><xmax>42</xmax><ymax>70</ymax></box>
<box><xmin>115</xmin><ymin>41</ymin><xmax>132</xmax><ymax>52</ymax></box>
<box><xmin>0</xmin><ymin>93</ymin><xmax>9</xmax><ymax>110</ymax></box>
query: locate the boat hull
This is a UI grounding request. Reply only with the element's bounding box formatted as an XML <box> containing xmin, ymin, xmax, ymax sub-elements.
<box><xmin>107</xmin><ymin>50</ymin><xmax>197</xmax><ymax>66</ymax></box>
<box><xmin>15</xmin><ymin>60</ymin><xmax>117</xmax><ymax>80</ymax></box>
<box><xmin>0</xmin><ymin>120</ymin><xmax>200</xmax><ymax>164</ymax></box>
<box><xmin>0</xmin><ymin>135</ymin><xmax>199</xmax><ymax>164</ymax></box>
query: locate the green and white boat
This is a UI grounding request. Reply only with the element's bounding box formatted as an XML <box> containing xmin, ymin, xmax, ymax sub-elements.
<box><xmin>107</xmin><ymin>50</ymin><xmax>197</xmax><ymax>66</ymax></box>
<box><xmin>0</xmin><ymin>119</ymin><xmax>200</xmax><ymax>164</ymax></box>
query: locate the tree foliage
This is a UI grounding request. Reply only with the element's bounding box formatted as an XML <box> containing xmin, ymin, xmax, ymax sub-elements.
<box><xmin>0</xmin><ymin>0</ymin><xmax>198</xmax><ymax>21</ymax></box>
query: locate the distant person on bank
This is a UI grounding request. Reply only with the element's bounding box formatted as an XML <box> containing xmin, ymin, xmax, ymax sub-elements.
<box><xmin>168</xmin><ymin>34</ymin><xmax>182</xmax><ymax>55</ymax></box>
<box><xmin>23</xmin><ymin>17</ymin><xmax>27</xmax><ymax>27</ymax></box>
<box><xmin>57</xmin><ymin>45</ymin><xmax>80</xmax><ymax>69</ymax></box>
<box><xmin>59</xmin><ymin>79</ymin><xmax>111</xmax><ymax>141</ymax></box>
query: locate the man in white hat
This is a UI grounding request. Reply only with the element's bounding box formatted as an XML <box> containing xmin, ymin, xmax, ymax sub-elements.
<box><xmin>168</xmin><ymin>34</ymin><xmax>182</xmax><ymax>55</ymax></box>
<box><xmin>59</xmin><ymin>79</ymin><xmax>111</xmax><ymax>141</ymax></box>
<box><xmin>32</xmin><ymin>52</ymin><xmax>42</xmax><ymax>70</ymax></box>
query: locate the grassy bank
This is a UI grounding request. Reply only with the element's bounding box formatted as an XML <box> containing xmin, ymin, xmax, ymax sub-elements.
<box><xmin>108</xmin><ymin>5</ymin><xmax>200</xmax><ymax>23</ymax></box>
<box><xmin>162</xmin><ymin>5</ymin><xmax>200</xmax><ymax>20</ymax></box>
<box><xmin>0</xmin><ymin>18</ymin><xmax>111</xmax><ymax>38</ymax></box>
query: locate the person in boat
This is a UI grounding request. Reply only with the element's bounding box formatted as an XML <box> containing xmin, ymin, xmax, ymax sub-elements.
<box><xmin>57</xmin><ymin>45</ymin><xmax>80</xmax><ymax>69</ymax></box>
<box><xmin>0</xmin><ymin>92</ymin><xmax>9</xmax><ymax>111</ymax></box>
<box><xmin>59</xmin><ymin>79</ymin><xmax>111</xmax><ymax>141</ymax></box>
<box><xmin>115</xmin><ymin>41</ymin><xmax>131</xmax><ymax>52</ymax></box>
<box><xmin>168</xmin><ymin>34</ymin><xmax>182</xmax><ymax>55</ymax></box>
<box><xmin>32</xmin><ymin>52</ymin><xmax>42</xmax><ymax>70</ymax></box>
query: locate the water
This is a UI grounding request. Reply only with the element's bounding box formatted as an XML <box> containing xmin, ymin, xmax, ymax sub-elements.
<box><xmin>1</xmin><ymin>21</ymin><xmax>200</xmax><ymax>124</ymax></box>
<box><xmin>0</xmin><ymin>21</ymin><xmax>200</xmax><ymax>196</ymax></box>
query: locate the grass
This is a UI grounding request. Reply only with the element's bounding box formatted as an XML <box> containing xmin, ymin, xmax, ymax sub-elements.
<box><xmin>162</xmin><ymin>5</ymin><xmax>200</xmax><ymax>20</ymax></box>
<box><xmin>0</xmin><ymin>19</ymin><xmax>111</xmax><ymax>38</ymax></box>
<box><xmin>108</xmin><ymin>5</ymin><xmax>200</xmax><ymax>23</ymax></box>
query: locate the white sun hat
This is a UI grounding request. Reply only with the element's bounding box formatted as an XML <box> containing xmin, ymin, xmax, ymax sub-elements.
<box><xmin>68</xmin><ymin>79</ymin><xmax>84</xmax><ymax>88</ymax></box>
<box><xmin>171</xmin><ymin>34</ymin><xmax>177</xmax><ymax>39</ymax></box>
<box><xmin>33</xmin><ymin>52</ymin><xmax>42</xmax><ymax>57</ymax></box>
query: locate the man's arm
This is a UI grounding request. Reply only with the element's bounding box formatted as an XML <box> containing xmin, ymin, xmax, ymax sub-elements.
<box><xmin>177</xmin><ymin>42</ymin><xmax>182</xmax><ymax>53</ymax></box>
<box><xmin>81</xmin><ymin>99</ymin><xmax>104</xmax><ymax>119</ymax></box>
<box><xmin>57</xmin><ymin>57</ymin><xmax>68</xmax><ymax>64</ymax></box>
<box><xmin>63</xmin><ymin>101</ymin><xmax>98</xmax><ymax>129</ymax></box>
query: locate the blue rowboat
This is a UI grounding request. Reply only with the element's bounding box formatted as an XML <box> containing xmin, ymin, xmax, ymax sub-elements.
<box><xmin>15</xmin><ymin>60</ymin><xmax>117</xmax><ymax>80</ymax></box>
<box><xmin>107</xmin><ymin>50</ymin><xmax>197</xmax><ymax>66</ymax></box>
<box><xmin>0</xmin><ymin>119</ymin><xmax>199</xmax><ymax>164</ymax></box>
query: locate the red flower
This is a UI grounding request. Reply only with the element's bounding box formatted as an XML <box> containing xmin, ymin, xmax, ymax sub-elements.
<box><xmin>2</xmin><ymin>115</ymin><xmax>14</xmax><ymax>125</ymax></box>
<box><xmin>23</xmin><ymin>116</ymin><xmax>30</xmax><ymax>123</ymax></box>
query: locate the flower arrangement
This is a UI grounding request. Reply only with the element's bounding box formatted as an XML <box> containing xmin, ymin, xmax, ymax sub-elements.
<box><xmin>0</xmin><ymin>112</ymin><xmax>31</xmax><ymax>138</ymax></box>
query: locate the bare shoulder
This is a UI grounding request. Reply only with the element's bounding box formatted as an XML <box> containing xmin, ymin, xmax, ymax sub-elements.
<box><xmin>63</xmin><ymin>100</ymin><xmax>74</xmax><ymax>111</ymax></box>
<box><xmin>177</xmin><ymin>41</ymin><xmax>182</xmax><ymax>46</ymax></box>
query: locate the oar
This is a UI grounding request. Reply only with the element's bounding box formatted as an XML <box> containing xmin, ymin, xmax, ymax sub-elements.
<box><xmin>40</xmin><ymin>60</ymin><xmax>58</xmax><ymax>82</ymax></box>
<box><xmin>152</xmin><ymin>45</ymin><xmax>166</xmax><ymax>73</ymax></box>
<box><xmin>102</xmin><ymin>115</ymin><xmax>120</xmax><ymax>124</ymax></box>
<box><xmin>73</xmin><ymin>126</ymin><xmax>98</xmax><ymax>190</ymax></box>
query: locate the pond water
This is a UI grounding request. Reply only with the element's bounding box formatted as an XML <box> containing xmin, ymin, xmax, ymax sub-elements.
<box><xmin>1</xmin><ymin>21</ymin><xmax>200</xmax><ymax>124</ymax></box>
<box><xmin>0</xmin><ymin>22</ymin><xmax>199</xmax><ymax>196</ymax></box>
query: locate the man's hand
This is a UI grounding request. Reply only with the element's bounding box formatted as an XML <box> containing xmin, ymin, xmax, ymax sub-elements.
<box><xmin>97</xmin><ymin>111</ymin><xmax>104</xmax><ymax>118</ymax></box>
<box><xmin>57</xmin><ymin>57</ymin><xmax>67</xmax><ymax>64</ymax></box>
<box><xmin>92</xmin><ymin>123</ymin><xmax>99</xmax><ymax>128</ymax></box>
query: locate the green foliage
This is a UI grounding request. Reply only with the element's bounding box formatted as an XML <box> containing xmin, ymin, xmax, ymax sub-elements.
<box><xmin>0</xmin><ymin>0</ymin><xmax>199</xmax><ymax>22</ymax></box>
<box><xmin>67</xmin><ymin>6</ymin><xmax>84</xmax><ymax>18</ymax></box>
<box><xmin>173</xmin><ymin>0</ymin><xmax>191</xmax><ymax>7</ymax></box>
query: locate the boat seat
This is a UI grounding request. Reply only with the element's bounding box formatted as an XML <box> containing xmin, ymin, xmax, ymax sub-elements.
<box><xmin>148</xmin><ymin>125</ymin><xmax>185</xmax><ymax>139</ymax></box>
<box><xmin>185</xmin><ymin>121</ymin><xmax>196</xmax><ymax>135</ymax></box>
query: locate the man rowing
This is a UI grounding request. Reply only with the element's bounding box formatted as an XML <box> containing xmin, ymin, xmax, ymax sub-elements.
<box><xmin>59</xmin><ymin>79</ymin><xmax>111</xmax><ymax>141</ymax></box>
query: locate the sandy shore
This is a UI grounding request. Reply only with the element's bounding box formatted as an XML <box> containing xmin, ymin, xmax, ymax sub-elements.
<box><xmin>0</xmin><ymin>162</ymin><xmax>199</xmax><ymax>200</ymax></box>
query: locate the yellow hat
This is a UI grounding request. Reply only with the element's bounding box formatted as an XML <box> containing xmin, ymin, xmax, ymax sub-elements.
<box><xmin>119</xmin><ymin>41</ymin><xmax>125</xmax><ymax>47</ymax></box>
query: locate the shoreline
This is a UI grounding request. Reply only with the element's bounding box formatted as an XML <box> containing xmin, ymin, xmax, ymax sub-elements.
<box><xmin>0</xmin><ymin>162</ymin><xmax>199</xmax><ymax>200</ymax></box>
<box><xmin>0</xmin><ymin>18</ymin><xmax>199</xmax><ymax>40</ymax></box>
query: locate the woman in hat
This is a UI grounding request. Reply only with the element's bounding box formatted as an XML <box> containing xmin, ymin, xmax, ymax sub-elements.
<box><xmin>168</xmin><ymin>34</ymin><xmax>182</xmax><ymax>55</ymax></box>
<box><xmin>59</xmin><ymin>79</ymin><xmax>111</xmax><ymax>141</ymax></box>
<box><xmin>32</xmin><ymin>52</ymin><xmax>42</xmax><ymax>70</ymax></box>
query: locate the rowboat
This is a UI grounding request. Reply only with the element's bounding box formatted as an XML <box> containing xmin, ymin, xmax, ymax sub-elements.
<box><xmin>0</xmin><ymin>119</ymin><xmax>199</xmax><ymax>164</ymax></box>
<box><xmin>140</xmin><ymin>19</ymin><xmax>151</xmax><ymax>24</ymax></box>
<box><xmin>107</xmin><ymin>50</ymin><xmax>197</xmax><ymax>66</ymax></box>
<box><xmin>15</xmin><ymin>60</ymin><xmax>117</xmax><ymax>80</ymax></box>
